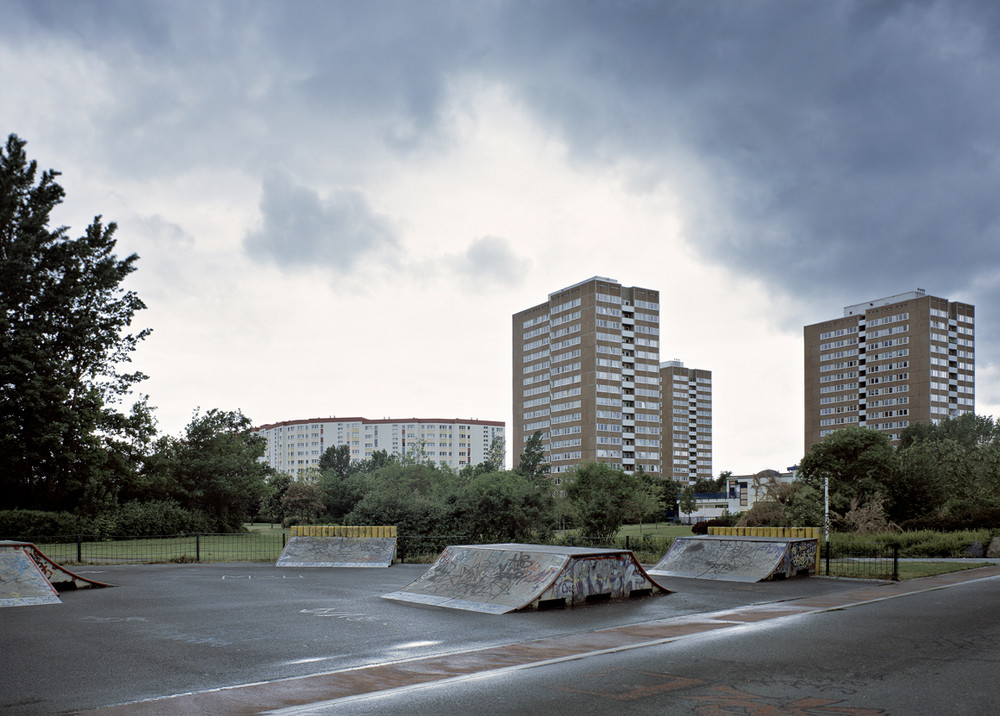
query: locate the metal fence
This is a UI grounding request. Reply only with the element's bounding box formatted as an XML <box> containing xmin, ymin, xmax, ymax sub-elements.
<box><xmin>9</xmin><ymin>532</ymin><xmax>901</xmax><ymax>579</ymax></box>
<box><xmin>11</xmin><ymin>532</ymin><xmax>289</xmax><ymax>565</ymax></box>
<box><xmin>823</xmin><ymin>540</ymin><xmax>900</xmax><ymax>581</ymax></box>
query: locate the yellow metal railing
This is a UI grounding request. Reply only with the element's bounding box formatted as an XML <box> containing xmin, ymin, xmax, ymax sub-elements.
<box><xmin>290</xmin><ymin>525</ymin><xmax>397</xmax><ymax>538</ymax></box>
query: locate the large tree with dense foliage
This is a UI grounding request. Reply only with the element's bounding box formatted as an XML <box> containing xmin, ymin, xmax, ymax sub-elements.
<box><xmin>564</xmin><ymin>462</ymin><xmax>656</xmax><ymax>542</ymax></box>
<box><xmin>449</xmin><ymin>470</ymin><xmax>553</xmax><ymax>542</ymax></box>
<box><xmin>896</xmin><ymin>414</ymin><xmax>1000</xmax><ymax>520</ymax></box>
<box><xmin>1</xmin><ymin>134</ymin><xmax>150</xmax><ymax>512</ymax></box>
<box><xmin>145</xmin><ymin>409</ymin><xmax>270</xmax><ymax>531</ymax></box>
<box><xmin>797</xmin><ymin>425</ymin><xmax>901</xmax><ymax>515</ymax></box>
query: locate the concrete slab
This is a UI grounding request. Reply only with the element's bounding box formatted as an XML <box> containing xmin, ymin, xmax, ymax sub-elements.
<box><xmin>648</xmin><ymin>535</ymin><xmax>818</xmax><ymax>582</ymax></box>
<box><xmin>383</xmin><ymin>543</ymin><xmax>669</xmax><ymax>613</ymax></box>
<box><xmin>276</xmin><ymin>536</ymin><xmax>396</xmax><ymax>568</ymax></box>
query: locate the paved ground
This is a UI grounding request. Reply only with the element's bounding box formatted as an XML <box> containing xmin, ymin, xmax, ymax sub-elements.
<box><xmin>1</xmin><ymin>561</ymin><xmax>998</xmax><ymax>714</ymax></box>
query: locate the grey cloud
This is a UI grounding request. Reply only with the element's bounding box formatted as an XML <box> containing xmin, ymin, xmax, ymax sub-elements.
<box><xmin>8</xmin><ymin>0</ymin><xmax>1000</xmax><ymax>384</ymax></box>
<box><xmin>243</xmin><ymin>173</ymin><xmax>398</xmax><ymax>272</ymax></box>
<box><xmin>450</xmin><ymin>236</ymin><xmax>530</xmax><ymax>286</ymax></box>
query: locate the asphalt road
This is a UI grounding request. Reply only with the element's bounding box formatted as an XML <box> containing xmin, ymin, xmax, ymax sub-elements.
<box><xmin>1</xmin><ymin>561</ymin><xmax>997</xmax><ymax>714</ymax></box>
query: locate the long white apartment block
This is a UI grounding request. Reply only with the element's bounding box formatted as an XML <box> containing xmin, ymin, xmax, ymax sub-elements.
<box><xmin>254</xmin><ymin>417</ymin><xmax>505</xmax><ymax>477</ymax></box>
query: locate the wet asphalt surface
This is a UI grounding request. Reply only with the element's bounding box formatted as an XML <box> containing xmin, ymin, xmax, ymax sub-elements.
<box><xmin>1</xmin><ymin>561</ymin><xmax>996</xmax><ymax>714</ymax></box>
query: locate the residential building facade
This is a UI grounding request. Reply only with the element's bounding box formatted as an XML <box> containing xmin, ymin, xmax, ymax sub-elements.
<box><xmin>254</xmin><ymin>417</ymin><xmax>505</xmax><ymax>477</ymax></box>
<box><xmin>804</xmin><ymin>289</ymin><xmax>975</xmax><ymax>452</ymax></box>
<box><xmin>512</xmin><ymin>276</ymin><xmax>661</xmax><ymax>476</ymax></box>
<box><xmin>660</xmin><ymin>360</ymin><xmax>713</xmax><ymax>484</ymax></box>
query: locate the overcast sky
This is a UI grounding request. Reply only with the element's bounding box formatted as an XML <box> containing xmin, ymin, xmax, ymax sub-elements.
<box><xmin>4</xmin><ymin>0</ymin><xmax>998</xmax><ymax>474</ymax></box>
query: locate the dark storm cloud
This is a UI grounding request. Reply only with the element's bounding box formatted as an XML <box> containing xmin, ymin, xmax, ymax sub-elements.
<box><xmin>243</xmin><ymin>173</ymin><xmax>397</xmax><ymax>272</ymax></box>
<box><xmin>9</xmin><ymin>0</ymin><xmax>1000</xmax><ymax>323</ymax></box>
<box><xmin>483</xmin><ymin>1</ymin><xmax>1000</xmax><ymax>316</ymax></box>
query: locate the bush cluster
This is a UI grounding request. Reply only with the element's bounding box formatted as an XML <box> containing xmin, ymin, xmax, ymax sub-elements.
<box><xmin>690</xmin><ymin>517</ymin><xmax>736</xmax><ymax>535</ymax></box>
<box><xmin>899</xmin><ymin>508</ymin><xmax>1000</xmax><ymax>532</ymax></box>
<box><xmin>830</xmin><ymin>529</ymin><xmax>996</xmax><ymax>558</ymax></box>
<box><xmin>0</xmin><ymin>509</ymin><xmax>91</xmax><ymax>541</ymax></box>
<box><xmin>0</xmin><ymin>503</ymin><xmax>218</xmax><ymax>540</ymax></box>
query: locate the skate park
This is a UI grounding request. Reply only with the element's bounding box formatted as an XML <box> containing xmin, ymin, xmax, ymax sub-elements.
<box><xmin>2</xmin><ymin>533</ymin><xmax>1000</xmax><ymax>714</ymax></box>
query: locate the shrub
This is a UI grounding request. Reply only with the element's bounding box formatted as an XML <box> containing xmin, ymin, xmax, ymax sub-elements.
<box><xmin>0</xmin><ymin>509</ymin><xmax>91</xmax><ymax>540</ymax></box>
<box><xmin>109</xmin><ymin>500</ymin><xmax>213</xmax><ymax>537</ymax></box>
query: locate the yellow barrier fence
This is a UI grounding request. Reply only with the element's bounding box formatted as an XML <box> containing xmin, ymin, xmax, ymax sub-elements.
<box><xmin>706</xmin><ymin>526</ymin><xmax>822</xmax><ymax>574</ymax></box>
<box><xmin>290</xmin><ymin>525</ymin><xmax>397</xmax><ymax>538</ymax></box>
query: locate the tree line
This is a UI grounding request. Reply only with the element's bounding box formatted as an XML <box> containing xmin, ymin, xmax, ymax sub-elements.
<box><xmin>260</xmin><ymin>432</ymin><xmax>673</xmax><ymax>543</ymax></box>
<box><xmin>742</xmin><ymin>415</ymin><xmax>1000</xmax><ymax>532</ymax></box>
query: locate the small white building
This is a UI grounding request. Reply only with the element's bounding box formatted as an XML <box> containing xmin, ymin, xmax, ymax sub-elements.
<box><xmin>726</xmin><ymin>468</ymin><xmax>798</xmax><ymax>514</ymax></box>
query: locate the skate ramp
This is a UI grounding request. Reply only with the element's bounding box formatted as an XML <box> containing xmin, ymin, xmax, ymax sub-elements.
<box><xmin>277</xmin><ymin>536</ymin><xmax>396</xmax><ymax>568</ymax></box>
<box><xmin>648</xmin><ymin>535</ymin><xmax>818</xmax><ymax>583</ymax></box>
<box><xmin>382</xmin><ymin>543</ymin><xmax>669</xmax><ymax>614</ymax></box>
<box><xmin>0</xmin><ymin>549</ymin><xmax>61</xmax><ymax>607</ymax></box>
<box><xmin>1</xmin><ymin>541</ymin><xmax>115</xmax><ymax>607</ymax></box>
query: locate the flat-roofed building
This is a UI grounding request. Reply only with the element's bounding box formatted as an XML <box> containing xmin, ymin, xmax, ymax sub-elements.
<box><xmin>660</xmin><ymin>360</ymin><xmax>712</xmax><ymax>484</ymax></box>
<box><xmin>804</xmin><ymin>289</ymin><xmax>974</xmax><ymax>451</ymax></box>
<box><xmin>512</xmin><ymin>276</ymin><xmax>661</xmax><ymax>476</ymax></box>
<box><xmin>254</xmin><ymin>417</ymin><xmax>504</xmax><ymax>477</ymax></box>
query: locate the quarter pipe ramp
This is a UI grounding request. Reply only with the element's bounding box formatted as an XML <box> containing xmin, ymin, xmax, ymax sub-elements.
<box><xmin>0</xmin><ymin>541</ymin><xmax>114</xmax><ymax>608</ymax></box>
<box><xmin>382</xmin><ymin>543</ymin><xmax>669</xmax><ymax>614</ymax></box>
<box><xmin>647</xmin><ymin>535</ymin><xmax>818</xmax><ymax>583</ymax></box>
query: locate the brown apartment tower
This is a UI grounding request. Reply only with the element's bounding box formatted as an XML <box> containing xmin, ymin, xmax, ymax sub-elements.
<box><xmin>660</xmin><ymin>360</ymin><xmax>713</xmax><ymax>484</ymax></box>
<box><xmin>804</xmin><ymin>289</ymin><xmax>975</xmax><ymax>453</ymax></box>
<box><xmin>513</xmin><ymin>277</ymin><xmax>662</xmax><ymax>476</ymax></box>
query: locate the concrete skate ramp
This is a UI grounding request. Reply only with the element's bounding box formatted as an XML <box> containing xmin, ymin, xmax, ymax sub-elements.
<box><xmin>382</xmin><ymin>543</ymin><xmax>669</xmax><ymax>614</ymax></box>
<box><xmin>648</xmin><ymin>535</ymin><xmax>818</xmax><ymax>583</ymax></box>
<box><xmin>1</xmin><ymin>541</ymin><xmax>115</xmax><ymax>607</ymax></box>
<box><xmin>0</xmin><ymin>549</ymin><xmax>61</xmax><ymax>608</ymax></box>
<box><xmin>276</xmin><ymin>536</ymin><xmax>396</xmax><ymax>568</ymax></box>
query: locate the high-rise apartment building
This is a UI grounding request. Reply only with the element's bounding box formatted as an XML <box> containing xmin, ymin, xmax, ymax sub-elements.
<box><xmin>512</xmin><ymin>276</ymin><xmax>661</xmax><ymax>475</ymax></box>
<box><xmin>804</xmin><ymin>289</ymin><xmax>974</xmax><ymax>451</ymax></box>
<box><xmin>254</xmin><ymin>417</ymin><xmax>505</xmax><ymax>477</ymax></box>
<box><xmin>660</xmin><ymin>360</ymin><xmax>712</xmax><ymax>484</ymax></box>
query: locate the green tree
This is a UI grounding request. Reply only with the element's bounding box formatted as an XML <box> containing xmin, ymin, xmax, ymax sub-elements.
<box><xmin>798</xmin><ymin>426</ymin><xmax>900</xmax><ymax>515</ymax></box>
<box><xmin>149</xmin><ymin>409</ymin><xmax>269</xmax><ymax>531</ymax></box>
<box><xmin>515</xmin><ymin>431</ymin><xmax>550</xmax><ymax>481</ymax></box>
<box><xmin>449</xmin><ymin>470</ymin><xmax>553</xmax><ymax>542</ymax></box>
<box><xmin>678</xmin><ymin>486</ymin><xmax>697</xmax><ymax>523</ymax></box>
<box><xmin>485</xmin><ymin>434</ymin><xmax>506</xmax><ymax>472</ymax></box>
<box><xmin>343</xmin><ymin>462</ymin><xmax>456</xmax><ymax>534</ymax></box>
<box><xmin>281</xmin><ymin>481</ymin><xmax>326</xmax><ymax>524</ymax></box>
<box><xmin>896</xmin><ymin>413</ymin><xmax>1000</xmax><ymax>520</ymax></box>
<box><xmin>1</xmin><ymin>134</ymin><xmax>151</xmax><ymax>512</ymax></box>
<box><xmin>564</xmin><ymin>462</ymin><xmax>646</xmax><ymax>543</ymax></box>
<box><xmin>259</xmin><ymin>473</ymin><xmax>293</xmax><ymax>524</ymax></box>
<box><xmin>318</xmin><ymin>444</ymin><xmax>351</xmax><ymax>478</ymax></box>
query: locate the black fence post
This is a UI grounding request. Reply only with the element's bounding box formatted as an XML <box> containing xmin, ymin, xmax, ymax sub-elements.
<box><xmin>77</xmin><ymin>535</ymin><xmax>82</xmax><ymax>563</ymax></box>
<box><xmin>825</xmin><ymin>540</ymin><xmax>831</xmax><ymax>576</ymax></box>
<box><xmin>892</xmin><ymin>542</ymin><xmax>899</xmax><ymax>581</ymax></box>
<box><xmin>625</xmin><ymin>535</ymin><xmax>630</xmax><ymax>550</ymax></box>
<box><xmin>196</xmin><ymin>534</ymin><xmax>200</xmax><ymax>563</ymax></box>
